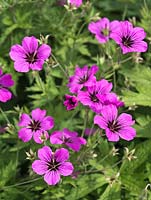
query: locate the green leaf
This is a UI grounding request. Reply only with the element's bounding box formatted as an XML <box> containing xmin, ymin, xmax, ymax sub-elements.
<box><xmin>65</xmin><ymin>174</ymin><xmax>107</xmax><ymax>200</ymax></box>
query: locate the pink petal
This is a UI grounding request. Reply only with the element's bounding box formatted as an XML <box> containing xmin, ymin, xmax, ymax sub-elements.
<box><xmin>0</xmin><ymin>74</ymin><xmax>14</xmax><ymax>87</ymax></box>
<box><xmin>58</xmin><ymin>162</ymin><xmax>74</xmax><ymax>176</ymax></box>
<box><xmin>101</xmin><ymin>105</ymin><xmax>118</xmax><ymax>123</ymax></box>
<box><xmin>106</xmin><ymin>128</ymin><xmax>120</xmax><ymax>142</ymax></box>
<box><xmin>97</xmin><ymin>79</ymin><xmax>112</xmax><ymax>93</ymax></box>
<box><xmin>0</xmin><ymin>88</ymin><xmax>12</xmax><ymax>102</ymax></box>
<box><xmin>131</xmin><ymin>41</ymin><xmax>148</xmax><ymax>53</ymax></box>
<box><xmin>37</xmin><ymin>44</ymin><xmax>51</xmax><ymax>60</ymax></box>
<box><xmin>94</xmin><ymin>115</ymin><xmax>107</xmax><ymax>129</ymax></box>
<box><xmin>88</xmin><ymin>22</ymin><xmax>100</xmax><ymax>34</ymax></box>
<box><xmin>32</xmin><ymin>160</ymin><xmax>48</xmax><ymax>175</ymax></box>
<box><xmin>14</xmin><ymin>60</ymin><xmax>30</xmax><ymax>72</ymax></box>
<box><xmin>44</xmin><ymin>170</ymin><xmax>60</xmax><ymax>185</ymax></box>
<box><xmin>40</xmin><ymin>116</ymin><xmax>54</xmax><ymax>130</ymax></box>
<box><xmin>38</xmin><ymin>146</ymin><xmax>52</xmax><ymax>162</ymax></box>
<box><xmin>131</xmin><ymin>27</ymin><xmax>146</xmax><ymax>40</ymax></box>
<box><xmin>31</xmin><ymin>108</ymin><xmax>46</xmax><ymax>122</ymax></box>
<box><xmin>18</xmin><ymin>113</ymin><xmax>31</xmax><ymax>127</ymax></box>
<box><xmin>95</xmin><ymin>34</ymin><xmax>109</xmax><ymax>43</ymax></box>
<box><xmin>50</xmin><ymin>131</ymin><xmax>64</xmax><ymax>144</ymax></box>
<box><xmin>29</xmin><ymin>60</ymin><xmax>44</xmax><ymax>71</ymax></box>
<box><xmin>55</xmin><ymin>148</ymin><xmax>69</xmax><ymax>163</ymax></box>
<box><xmin>33</xmin><ymin>130</ymin><xmax>49</xmax><ymax>144</ymax></box>
<box><xmin>110</xmin><ymin>20</ymin><xmax>120</xmax><ymax>33</ymax></box>
<box><xmin>118</xmin><ymin>127</ymin><xmax>136</xmax><ymax>141</ymax></box>
<box><xmin>118</xmin><ymin>113</ymin><xmax>135</xmax><ymax>127</ymax></box>
<box><xmin>22</xmin><ymin>36</ymin><xmax>38</xmax><ymax>54</ymax></box>
<box><xmin>63</xmin><ymin>128</ymin><xmax>78</xmax><ymax>137</ymax></box>
<box><xmin>9</xmin><ymin>44</ymin><xmax>26</xmax><ymax>61</ymax></box>
<box><xmin>18</xmin><ymin>127</ymin><xmax>33</xmax><ymax>142</ymax></box>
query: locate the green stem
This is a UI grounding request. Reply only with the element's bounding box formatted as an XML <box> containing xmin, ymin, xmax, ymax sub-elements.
<box><xmin>1</xmin><ymin>177</ymin><xmax>42</xmax><ymax>190</ymax></box>
<box><xmin>51</xmin><ymin>53</ymin><xmax>69</xmax><ymax>78</ymax></box>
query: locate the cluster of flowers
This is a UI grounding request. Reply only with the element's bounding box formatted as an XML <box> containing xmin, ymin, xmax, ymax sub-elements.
<box><xmin>88</xmin><ymin>17</ymin><xmax>148</xmax><ymax>54</ymax></box>
<box><xmin>18</xmin><ymin>107</ymin><xmax>86</xmax><ymax>185</ymax></box>
<box><xmin>1</xmin><ymin>0</ymin><xmax>146</xmax><ymax>186</ymax></box>
<box><xmin>65</xmin><ymin>65</ymin><xmax>136</xmax><ymax>142</ymax></box>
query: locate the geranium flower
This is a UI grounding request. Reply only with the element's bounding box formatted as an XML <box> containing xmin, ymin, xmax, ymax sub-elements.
<box><xmin>63</xmin><ymin>94</ymin><xmax>78</xmax><ymax>110</ymax></box>
<box><xmin>32</xmin><ymin>146</ymin><xmax>74</xmax><ymax>185</ymax></box>
<box><xmin>67</xmin><ymin>65</ymin><xmax>99</xmax><ymax>94</ymax></box>
<box><xmin>94</xmin><ymin>105</ymin><xmax>136</xmax><ymax>142</ymax></box>
<box><xmin>0</xmin><ymin>68</ymin><xmax>14</xmax><ymax>102</ymax></box>
<box><xmin>110</xmin><ymin>21</ymin><xmax>148</xmax><ymax>54</ymax></box>
<box><xmin>50</xmin><ymin>128</ymin><xmax>86</xmax><ymax>151</ymax></box>
<box><xmin>9</xmin><ymin>36</ymin><xmax>51</xmax><ymax>72</ymax></box>
<box><xmin>77</xmin><ymin>79</ymin><xmax>112</xmax><ymax>114</ymax></box>
<box><xmin>18</xmin><ymin>108</ymin><xmax>54</xmax><ymax>143</ymax></box>
<box><xmin>88</xmin><ymin>18</ymin><xmax>119</xmax><ymax>43</ymax></box>
<box><xmin>101</xmin><ymin>92</ymin><xmax>124</xmax><ymax>108</ymax></box>
<box><xmin>68</xmin><ymin>0</ymin><xmax>82</xmax><ymax>7</ymax></box>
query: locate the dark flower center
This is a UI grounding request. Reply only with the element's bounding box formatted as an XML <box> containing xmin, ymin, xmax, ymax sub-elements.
<box><xmin>89</xmin><ymin>92</ymin><xmax>99</xmax><ymax>103</ymax></box>
<box><xmin>26</xmin><ymin>52</ymin><xmax>37</xmax><ymax>63</ymax></box>
<box><xmin>108</xmin><ymin>120</ymin><xmax>121</xmax><ymax>133</ymax></box>
<box><xmin>63</xmin><ymin>137</ymin><xmax>72</xmax><ymax>143</ymax></box>
<box><xmin>28</xmin><ymin>120</ymin><xmax>41</xmax><ymax>131</ymax></box>
<box><xmin>78</xmin><ymin>74</ymin><xmax>89</xmax><ymax>84</ymax></box>
<box><xmin>47</xmin><ymin>157</ymin><xmax>61</xmax><ymax>171</ymax></box>
<box><xmin>122</xmin><ymin>36</ymin><xmax>134</xmax><ymax>47</ymax></box>
<box><xmin>68</xmin><ymin>98</ymin><xmax>76</xmax><ymax>106</ymax></box>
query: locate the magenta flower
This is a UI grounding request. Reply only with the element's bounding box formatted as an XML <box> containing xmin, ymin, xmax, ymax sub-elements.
<box><xmin>101</xmin><ymin>92</ymin><xmax>124</xmax><ymax>108</ymax></box>
<box><xmin>50</xmin><ymin>128</ymin><xmax>86</xmax><ymax>152</ymax></box>
<box><xmin>77</xmin><ymin>79</ymin><xmax>112</xmax><ymax>114</ymax></box>
<box><xmin>0</xmin><ymin>68</ymin><xmax>14</xmax><ymax>102</ymax></box>
<box><xmin>64</xmin><ymin>94</ymin><xmax>78</xmax><ymax>110</ymax></box>
<box><xmin>94</xmin><ymin>105</ymin><xmax>136</xmax><ymax>142</ymax></box>
<box><xmin>69</xmin><ymin>0</ymin><xmax>82</xmax><ymax>7</ymax></box>
<box><xmin>110</xmin><ymin>21</ymin><xmax>148</xmax><ymax>54</ymax></box>
<box><xmin>32</xmin><ymin>146</ymin><xmax>74</xmax><ymax>185</ymax></box>
<box><xmin>88</xmin><ymin>18</ymin><xmax>119</xmax><ymax>43</ymax></box>
<box><xmin>18</xmin><ymin>108</ymin><xmax>54</xmax><ymax>143</ymax></box>
<box><xmin>67</xmin><ymin>65</ymin><xmax>99</xmax><ymax>94</ymax></box>
<box><xmin>9</xmin><ymin>36</ymin><xmax>51</xmax><ymax>72</ymax></box>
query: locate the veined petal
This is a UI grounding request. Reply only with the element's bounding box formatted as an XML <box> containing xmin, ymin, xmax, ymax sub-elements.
<box><xmin>31</xmin><ymin>108</ymin><xmax>46</xmax><ymax>122</ymax></box>
<box><xmin>32</xmin><ymin>160</ymin><xmax>48</xmax><ymax>175</ymax></box>
<box><xmin>18</xmin><ymin>127</ymin><xmax>33</xmax><ymax>142</ymax></box>
<box><xmin>18</xmin><ymin>113</ymin><xmax>31</xmax><ymax>127</ymax></box>
<box><xmin>106</xmin><ymin>128</ymin><xmax>120</xmax><ymax>142</ymax></box>
<box><xmin>40</xmin><ymin>116</ymin><xmax>54</xmax><ymax>130</ymax></box>
<box><xmin>50</xmin><ymin>131</ymin><xmax>64</xmax><ymax>144</ymax></box>
<box><xmin>38</xmin><ymin>146</ymin><xmax>52</xmax><ymax>162</ymax></box>
<box><xmin>22</xmin><ymin>36</ymin><xmax>38</xmax><ymax>54</ymax></box>
<box><xmin>117</xmin><ymin>113</ymin><xmax>135</xmax><ymax>127</ymax></box>
<box><xmin>118</xmin><ymin>127</ymin><xmax>136</xmax><ymax>141</ymax></box>
<box><xmin>101</xmin><ymin>105</ymin><xmax>118</xmax><ymax>123</ymax></box>
<box><xmin>9</xmin><ymin>44</ymin><xmax>26</xmax><ymax>61</ymax></box>
<box><xmin>29</xmin><ymin>60</ymin><xmax>44</xmax><ymax>71</ymax></box>
<box><xmin>37</xmin><ymin>44</ymin><xmax>51</xmax><ymax>59</ymax></box>
<box><xmin>44</xmin><ymin>170</ymin><xmax>60</xmax><ymax>185</ymax></box>
<box><xmin>55</xmin><ymin>148</ymin><xmax>69</xmax><ymax>163</ymax></box>
<box><xmin>94</xmin><ymin>115</ymin><xmax>107</xmax><ymax>129</ymax></box>
<box><xmin>14</xmin><ymin>60</ymin><xmax>30</xmax><ymax>72</ymax></box>
<box><xmin>58</xmin><ymin>162</ymin><xmax>74</xmax><ymax>176</ymax></box>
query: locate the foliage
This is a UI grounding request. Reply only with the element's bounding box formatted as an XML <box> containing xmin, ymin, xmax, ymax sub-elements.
<box><xmin>0</xmin><ymin>0</ymin><xmax>151</xmax><ymax>199</ymax></box>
